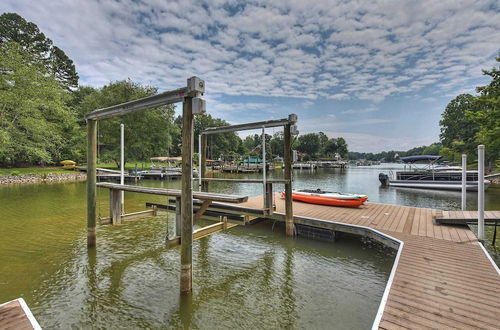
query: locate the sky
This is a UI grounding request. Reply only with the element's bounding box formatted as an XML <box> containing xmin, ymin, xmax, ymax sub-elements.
<box><xmin>3</xmin><ymin>0</ymin><xmax>500</xmax><ymax>152</ymax></box>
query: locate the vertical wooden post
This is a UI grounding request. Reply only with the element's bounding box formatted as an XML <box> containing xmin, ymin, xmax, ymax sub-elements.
<box><xmin>265</xmin><ymin>182</ymin><xmax>273</xmax><ymax>215</ymax></box>
<box><xmin>283</xmin><ymin>124</ymin><xmax>295</xmax><ymax>236</ymax></box>
<box><xmin>200</xmin><ymin>134</ymin><xmax>208</xmax><ymax>192</ymax></box>
<box><xmin>87</xmin><ymin>119</ymin><xmax>97</xmax><ymax>248</ymax></box>
<box><xmin>180</xmin><ymin>96</ymin><xmax>194</xmax><ymax>294</ymax></box>
<box><xmin>110</xmin><ymin>189</ymin><xmax>122</xmax><ymax>225</ymax></box>
<box><xmin>175</xmin><ymin>197</ymin><xmax>181</xmax><ymax>237</ymax></box>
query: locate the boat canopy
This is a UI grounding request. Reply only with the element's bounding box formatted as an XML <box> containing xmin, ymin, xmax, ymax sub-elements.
<box><xmin>400</xmin><ymin>155</ymin><xmax>442</xmax><ymax>163</ymax></box>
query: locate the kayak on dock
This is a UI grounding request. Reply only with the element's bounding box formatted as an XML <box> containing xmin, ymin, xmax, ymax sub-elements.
<box><xmin>283</xmin><ymin>189</ymin><xmax>368</xmax><ymax>208</ymax></box>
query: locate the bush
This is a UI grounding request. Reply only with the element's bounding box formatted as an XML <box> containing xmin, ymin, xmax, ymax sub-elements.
<box><xmin>10</xmin><ymin>170</ymin><xmax>21</xmax><ymax>176</ymax></box>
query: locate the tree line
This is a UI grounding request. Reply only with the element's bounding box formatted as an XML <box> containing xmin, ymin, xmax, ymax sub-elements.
<box><xmin>0</xmin><ymin>13</ymin><xmax>350</xmax><ymax>167</ymax></box>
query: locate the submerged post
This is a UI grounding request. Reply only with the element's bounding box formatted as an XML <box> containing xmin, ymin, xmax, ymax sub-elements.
<box><xmin>478</xmin><ymin>145</ymin><xmax>485</xmax><ymax>241</ymax></box>
<box><xmin>284</xmin><ymin>123</ymin><xmax>294</xmax><ymax>237</ymax></box>
<box><xmin>461</xmin><ymin>154</ymin><xmax>467</xmax><ymax>211</ymax></box>
<box><xmin>120</xmin><ymin>123</ymin><xmax>125</xmax><ymax>213</ymax></box>
<box><xmin>180</xmin><ymin>96</ymin><xmax>194</xmax><ymax>294</ymax></box>
<box><xmin>87</xmin><ymin>119</ymin><xmax>97</xmax><ymax>248</ymax></box>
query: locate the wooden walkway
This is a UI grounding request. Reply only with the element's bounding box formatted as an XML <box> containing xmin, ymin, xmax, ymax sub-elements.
<box><xmin>238</xmin><ymin>195</ymin><xmax>500</xmax><ymax>329</ymax></box>
<box><xmin>0</xmin><ymin>298</ymin><xmax>41</xmax><ymax>330</ymax></box>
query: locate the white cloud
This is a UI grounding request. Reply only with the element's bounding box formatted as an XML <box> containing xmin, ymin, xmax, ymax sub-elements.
<box><xmin>3</xmin><ymin>0</ymin><xmax>498</xmax><ymax>102</ymax></box>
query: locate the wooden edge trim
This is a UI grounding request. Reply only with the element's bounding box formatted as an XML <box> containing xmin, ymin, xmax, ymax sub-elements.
<box><xmin>18</xmin><ymin>298</ymin><xmax>42</xmax><ymax>330</ymax></box>
<box><xmin>477</xmin><ymin>242</ymin><xmax>500</xmax><ymax>276</ymax></box>
<box><xmin>0</xmin><ymin>298</ymin><xmax>43</xmax><ymax>330</ymax></box>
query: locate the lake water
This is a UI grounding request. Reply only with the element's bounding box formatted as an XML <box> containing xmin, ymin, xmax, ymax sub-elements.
<box><xmin>1</xmin><ymin>163</ymin><xmax>498</xmax><ymax>328</ymax></box>
<box><xmin>0</xmin><ymin>167</ymin><xmax>400</xmax><ymax>329</ymax></box>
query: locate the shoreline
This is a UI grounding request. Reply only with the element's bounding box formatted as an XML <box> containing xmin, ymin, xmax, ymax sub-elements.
<box><xmin>0</xmin><ymin>172</ymin><xmax>87</xmax><ymax>185</ymax></box>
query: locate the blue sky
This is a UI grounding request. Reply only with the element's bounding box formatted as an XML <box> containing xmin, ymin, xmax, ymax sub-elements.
<box><xmin>3</xmin><ymin>0</ymin><xmax>500</xmax><ymax>152</ymax></box>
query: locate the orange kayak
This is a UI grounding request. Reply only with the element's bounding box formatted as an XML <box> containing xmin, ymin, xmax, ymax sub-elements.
<box><xmin>283</xmin><ymin>189</ymin><xmax>368</xmax><ymax>208</ymax></box>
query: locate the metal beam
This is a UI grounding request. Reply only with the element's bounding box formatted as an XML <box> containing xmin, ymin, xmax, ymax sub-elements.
<box><xmin>201</xmin><ymin>114</ymin><xmax>297</xmax><ymax>135</ymax></box>
<box><xmin>85</xmin><ymin>87</ymin><xmax>187</xmax><ymax>120</ymax></box>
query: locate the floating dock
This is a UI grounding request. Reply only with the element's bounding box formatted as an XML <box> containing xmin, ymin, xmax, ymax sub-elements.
<box><xmin>234</xmin><ymin>195</ymin><xmax>500</xmax><ymax>329</ymax></box>
<box><xmin>0</xmin><ymin>298</ymin><xmax>41</xmax><ymax>329</ymax></box>
<box><xmin>435</xmin><ymin>210</ymin><xmax>500</xmax><ymax>225</ymax></box>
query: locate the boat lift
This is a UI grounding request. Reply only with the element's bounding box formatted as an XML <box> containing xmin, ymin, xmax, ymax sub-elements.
<box><xmin>85</xmin><ymin>76</ymin><xmax>243</xmax><ymax>293</ymax></box>
<box><xmin>198</xmin><ymin>114</ymin><xmax>299</xmax><ymax>237</ymax></box>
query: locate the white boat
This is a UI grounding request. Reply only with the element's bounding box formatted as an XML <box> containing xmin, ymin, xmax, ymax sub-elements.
<box><xmin>379</xmin><ymin>155</ymin><xmax>490</xmax><ymax>191</ymax></box>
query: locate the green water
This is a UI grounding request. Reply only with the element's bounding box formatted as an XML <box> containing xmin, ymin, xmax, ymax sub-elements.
<box><xmin>2</xmin><ymin>164</ymin><xmax>498</xmax><ymax>329</ymax></box>
<box><xmin>0</xmin><ymin>175</ymin><xmax>394</xmax><ymax>329</ymax></box>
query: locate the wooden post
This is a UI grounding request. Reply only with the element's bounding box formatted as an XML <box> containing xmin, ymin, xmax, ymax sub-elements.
<box><xmin>283</xmin><ymin>124</ymin><xmax>295</xmax><ymax>236</ymax></box>
<box><xmin>175</xmin><ymin>197</ymin><xmax>181</xmax><ymax>237</ymax></box>
<box><xmin>200</xmin><ymin>134</ymin><xmax>208</xmax><ymax>192</ymax></box>
<box><xmin>87</xmin><ymin>119</ymin><xmax>97</xmax><ymax>248</ymax></box>
<box><xmin>110</xmin><ymin>189</ymin><xmax>122</xmax><ymax>225</ymax></box>
<box><xmin>180</xmin><ymin>96</ymin><xmax>194</xmax><ymax>294</ymax></box>
<box><xmin>265</xmin><ymin>182</ymin><xmax>273</xmax><ymax>215</ymax></box>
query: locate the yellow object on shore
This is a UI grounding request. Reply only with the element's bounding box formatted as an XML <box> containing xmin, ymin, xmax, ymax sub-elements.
<box><xmin>60</xmin><ymin>160</ymin><xmax>76</xmax><ymax>169</ymax></box>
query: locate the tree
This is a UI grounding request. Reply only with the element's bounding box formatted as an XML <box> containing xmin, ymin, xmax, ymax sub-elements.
<box><xmin>269</xmin><ymin>132</ymin><xmax>284</xmax><ymax>157</ymax></box>
<box><xmin>0</xmin><ymin>13</ymin><xmax>78</xmax><ymax>89</ymax></box>
<box><xmin>192</xmin><ymin>114</ymin><xmax>241</xmax><ymax>159</ymax></box>
<box><xmin>295</xmin><ymin>133</ymin><xmax>320</xmax><ymax>159</ymax></box>
<box><xmin>439</xmin><ymin>94</ymin><xmax>479</xmax><ymax>156</ymax></box>
<box><xmin>318</xmin><ymin>131</ymin><xmax>329</xmax><ymax>155</ymax></box>
<box><xmin>75</xmin><ymin>80</ymin><xmax>177</xmax><ymax>167</ymax></box>
<box><xmin>468</xmin><ymin>55</ymin><xmax>500</xmax><ymax>165</ymax></box>
<box><xmin>0</xmin><ymin>42</ymin><xmax>76</xmax><ymax>165</ymax></box>
<box><xmin>334</xmin><ymin>137</ymin><xmax>348</xmax><ymax>158</ymax></box>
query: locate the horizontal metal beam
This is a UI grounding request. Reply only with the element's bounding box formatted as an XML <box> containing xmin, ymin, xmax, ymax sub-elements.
<box><xmin>85</xmin><ymin>87</ymin><xmax>187</xmax><ymax>120</ymax></box>
<box><xmin>197</xmin><ymin>178</ymin><xmax>290</xmax><ymax>184</ymax></box>
<box><xmin>201</xmin><ymin>114</ymin><xmax>297</xmax><ymax>135</ymax></box>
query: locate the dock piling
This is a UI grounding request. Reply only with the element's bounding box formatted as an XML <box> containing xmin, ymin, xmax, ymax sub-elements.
<box><xmin>87</xmin><ymin>119</ymin><xmax>97</xmax><ymax>248</ymax></box>
<box><xmin>284</xmin><ymin>123</ymin><xmax>295</xmax><ymax>236</ymax></box>
<box><xmin>180</xmin><ymin>96</ymin><xmax>194</xmax><ymax>294</ymax></box>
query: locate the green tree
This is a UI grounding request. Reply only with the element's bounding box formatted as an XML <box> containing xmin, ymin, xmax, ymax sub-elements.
<box><xmin>0</xmin><ymin>13</ymin><xmax>78</xmax><ymax>89</ymax></box>
<box><xmin>0</xmin><ymin>42</ymin><xmax>76</xmax><ymax>165</ymax></box>
<box><xmin>192</xmin><ymin>114</ymin><xmax>241</xmax><ymax>159</ymax></box>
<box><xmin>75</xmin><ymin>80</ymin><xmax>176</xmax><ymax>167</ymax></box>
<box><xmin>422</xmin><ymin>143</ymin><xmax>443</xmax><ymax>156</ymax></box>
<box><xmin>269</xmin><ymin>132</ymin><xmax>284</xmax><ymax>157</ymax></box>
<box><xmin>468</xmin><ymin>55</ymin><xmax>500</xmax><ymax>165</ymax></box>
<box><xmin>439</xmin><ymin>94</ymin><xmax>479</xmax><ymax>156</ymax></box>
<box><xmin>295</xmin><ymin>133</ymin><xmax>320</xmax><ymax>159</ymax></box>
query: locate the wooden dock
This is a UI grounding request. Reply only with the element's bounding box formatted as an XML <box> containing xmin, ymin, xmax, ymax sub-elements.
<box><xmin>0</xmin><ymin>298</ymin><xmax>41</xmax><ymax>329</ymax></box>
<box><xmin>435</xmin><ymin>210</ymin><xmax>500</xmax><ymax>225</ymax></box>
<box><xmin>236</xmin><ymin>195</ymin><xmax>500</xmax><ymax>329</ymax></box>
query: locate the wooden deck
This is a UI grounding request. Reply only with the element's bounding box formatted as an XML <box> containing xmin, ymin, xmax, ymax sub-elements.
<box><xmin>435</xmin><ymin>210</ymin><xmax>500</xmax><ymax>225</ymax></box>
<box><xmin>0</xmin><ymin>298</ymin><xmax>41</xmax><ymax>330</ymax></box>
<box><xmin>238</xmin><ymin>195</ymin><xmax>500</xmax><ymax>329</ymax></box>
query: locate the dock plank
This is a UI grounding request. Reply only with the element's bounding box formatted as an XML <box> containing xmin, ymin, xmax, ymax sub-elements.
<box><xmin>236</xmin><ymin>195</ymin><xmax>500</xmax><ymax>329</ymax></box>
<box><xmin>0</xmin><ymin>299</ymin><xmax>40</xmax><ymax>330</ymax></box>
